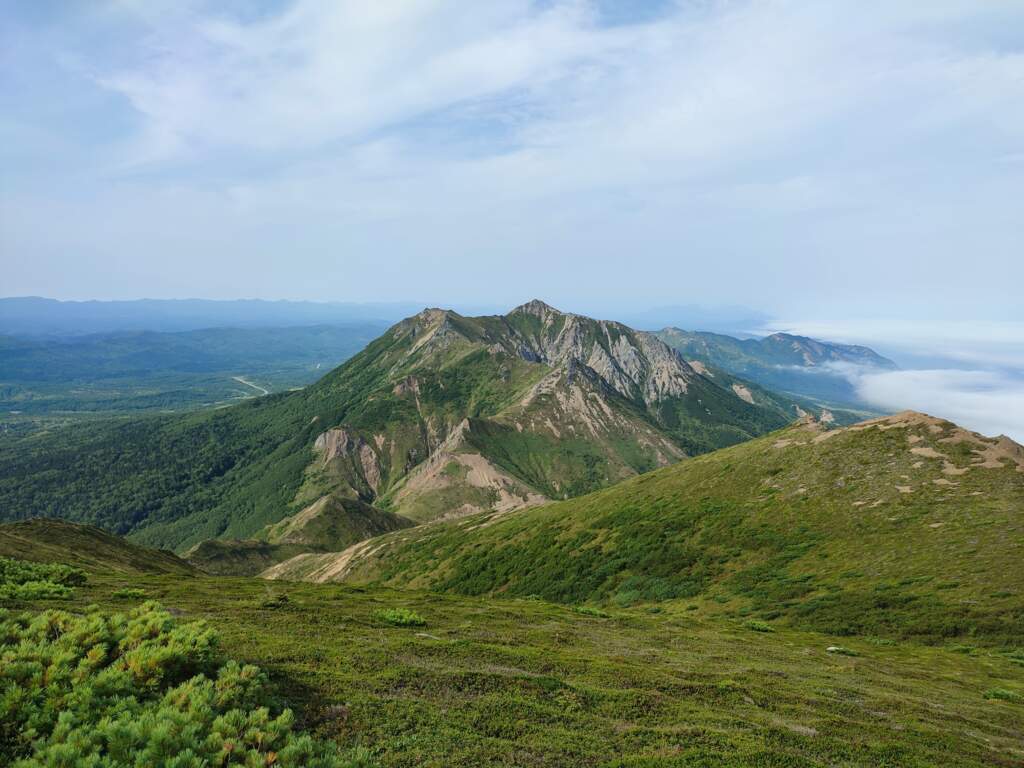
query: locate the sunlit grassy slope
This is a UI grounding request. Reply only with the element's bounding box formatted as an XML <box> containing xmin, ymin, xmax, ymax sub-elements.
<box><xmin>0</xmin><ymin>518</ymin><xmax>196</xmax><ymax>575</ymax></box>
<box><xmin>3</xmin><ymin>566</ymin><xmax>1021</xmax><ymax>767</ymax></box>
<box><xmin>273</xmin><ymin>412</ymin><xmax>1024</xmax><ymax>645</ymax></box>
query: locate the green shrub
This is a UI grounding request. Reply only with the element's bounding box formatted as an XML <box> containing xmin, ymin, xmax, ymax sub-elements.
<box><xmin>743</xmin><ymin>619</ymin><xmax>775</xmax><ymax>633</ymax></box>
<box><xmin>0</xmin><ymin>601</ymin><xmax>360</xmax><ymax>766</ymax></box>
<box><xmin>111</xmin><ymin>588</ymin><xmax>147</xmax><ymax>600</ymax></box>
<box><xmin>984</xmin><ymin>688</ymin><xmax>1023</xmax><ymax>703</ymax></box>
<box><xmin>0</xmin><ymin>557</ymin><xmax>85</xmax><ymax>601</ymax></box>
<box><xmin>572</xmin><ymin>605</ymin><xmax>610</xmax><ymax>618</ymax></box>
<box><xmin>864</xmin><ymin>636</ymin><xmax>895</xmax><ymax>646</ymax></box>
<box><xmin>374</xmin><ymin>607</ymin><xmax>426</xmax><ymax>627</ymax></box>
<box><xmin>0</xmin><ymin>581</ymin><xmax>73</xmax><ymax>600</ymax></box>
<box><xmin>0</xmin><ymin>557</ymin><xmax>86</xmax><ymax>588</ymax></box>
<box><xmin>259</xmin><ymin>592</ymin><xmax>291</xmax><ymax>609</ymax></box>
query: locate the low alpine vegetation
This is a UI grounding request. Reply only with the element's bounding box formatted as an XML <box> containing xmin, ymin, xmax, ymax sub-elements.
<box><xmin>0</xmin><ymin>601</ymin><xmax>365</xmax><ymax>767</ymax></box>
<box><xmin>572</xmin><ymin>605</ymin><xmax>610</xmax><ymax>618</ymax></box>
<box><xmin>111</xmin><ymin>587</ymin><xmax>147</xmax><ymax>600</ymax></box>
<box><xmin>984</xmin><ymin>688</ymin><xmax>1022</xmax><ymax>703</ymax></box>
<box><xmin>0</xmin><ymin>557</ymin><xmax>85</xmax><ymax>601</ymax></box>
<box><xmin>373</xmin><ymin>607</ymin><xmax>426</xmax><ymax>627</ymax></box>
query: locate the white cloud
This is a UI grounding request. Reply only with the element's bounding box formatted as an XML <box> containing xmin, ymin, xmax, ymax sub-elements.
<box><xmin>854</xmin><ymin>368</ymin><xmax>1024</xmax><ymax>443</ymax></box>
<box><xmin>763</xmin><ymin>319</ymin><xmax>1024</xmax><ymax>369</ymax></box>
<box><xmin>95</xmin><ymin>0</ymin><xmax>628</xmax><ymax>161</ymax></box>
<box><xmin>4</xmin><ymin>1</ymin><xmax>1024</xmax><ymax>315</ymax></box>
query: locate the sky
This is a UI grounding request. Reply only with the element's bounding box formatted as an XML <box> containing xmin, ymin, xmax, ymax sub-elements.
<box><xmin>1</xmin><ymin>0</ymin><xmax>1023</xmax><ymax>437</ymax></box>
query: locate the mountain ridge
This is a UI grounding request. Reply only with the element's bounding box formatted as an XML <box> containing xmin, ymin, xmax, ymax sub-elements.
<box><xmin>654</xmin><ymin>326</ymin><xmax>896</xmax><ymax>409</ymax></box>
<box><xmin>0</xmin><ymin>301</ymin><xmax>817</xmax><ymax>553</ymax></box>
<box><xmin>264</xmin><ymin>410</ymin><xmax>1024</xmax><ymax>644</ymax></box>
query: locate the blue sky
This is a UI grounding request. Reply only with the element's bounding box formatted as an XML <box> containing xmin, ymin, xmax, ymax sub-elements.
<box><xmin>2</xmin><ymin>1</ymin><xmax>1023</xmax><ymax>436</ymax></box>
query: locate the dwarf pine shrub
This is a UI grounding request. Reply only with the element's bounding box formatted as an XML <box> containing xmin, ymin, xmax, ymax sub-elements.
<box><xmin>0</xmin><ymin>601</ymin><xmax>362</xmax><ymax>767</ymax></box>
<box><xmin>373</xmin><ymin>607</ymin><xmax>426</xmax><ymax>627</ymax></box>
<box><xmin>0</xmin><ymin>557</ymin><xmax>86</xmax><ymax>600</ymax></box>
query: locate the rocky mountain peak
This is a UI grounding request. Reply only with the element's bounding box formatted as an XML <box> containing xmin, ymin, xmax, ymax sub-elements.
<box><xmin>508</xmin><ymin>299</ymin><xmax>564</xmax><ymax>319</ymax></box>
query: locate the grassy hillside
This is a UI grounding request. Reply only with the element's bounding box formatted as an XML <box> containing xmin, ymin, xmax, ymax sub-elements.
<box><xmin>0</xmin><ymin>302</ymin><xmax>808</xmax><ymax>552</ymax></box>
<box><xmin>272</xmin><ymin>412</ymin><xmax>1024</xmax><ymax>645</ymax></box>
<box><xmin>186</xmin><ymin>497</ymin><xmax>414</xmax><ymax>575</ymax></box>
<box><xmin>0</xmin><ymin>518</ymin><xmax>196</xmax><ymax>575</ymax></box>
<box><xmin>2</xmin><ymin>564</ymin><xmax>1021</xmax><ymax>766</ymax></box>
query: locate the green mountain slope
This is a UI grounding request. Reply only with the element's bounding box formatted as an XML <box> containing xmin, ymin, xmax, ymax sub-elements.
<box><xmin>186</xmin><ymin>496</ymin><xmax>413</xmax><ymax>575</ymax></box>
<box><xmin>0</xmin><ymin>518</ymin><xmax>196</xmax><ymax>575</ymax></box>
<box><xmin>654</xmin><ymin>327</ymin><xmax>896</xmax><ymax>410</ymax></box>
<box><xmin>0</xmin><ymin>301</ymin><xmax>811</xmax><ymax>552</ymax></box>
<box><xmin>268</xmin><ymin>411</ymin><xmax>1024</xmax><ymax>644</ymax></box>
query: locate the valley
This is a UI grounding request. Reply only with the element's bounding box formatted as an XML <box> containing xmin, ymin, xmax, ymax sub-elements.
<box><xmin>0</xmin><ymin>324</ymin><xmax>387</xmax><ymax>436</ymax></box>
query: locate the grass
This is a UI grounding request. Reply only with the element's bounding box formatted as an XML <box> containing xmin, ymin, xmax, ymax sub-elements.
<box><xmin>825</xmin><ymin>645</ymin><xmax>859</xmax><ymax>657</ymax></box>
<box><xmin>111</xmin><ymin>586</ymin><xmax>147</xmax><ymax>599</ymax></box>
<box><xmin>3</xmin><ymin>570</ymin><xmax>1019</xmax><ymax>767</ymax></box>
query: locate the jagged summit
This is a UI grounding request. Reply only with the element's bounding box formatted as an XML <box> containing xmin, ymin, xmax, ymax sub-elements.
<box><xmin>507</xmin><ymin>299</ymin><xmax>564</xmax><ymax>318</ymax></box>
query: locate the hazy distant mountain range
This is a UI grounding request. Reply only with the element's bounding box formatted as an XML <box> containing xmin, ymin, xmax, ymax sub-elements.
<box><xmin>655</xmin><ymin>327</ymin><xmax>897</xmax><ymax>407</ymax></box>
<box><xmin>0</xmin><ymin>296</ymin><xmax>775</xmax><ymax>338</ymax></box>
<box><xmin>0</xmin><ymin>296</ymin><xmax>422</xmax><ymax>336</ymax></box>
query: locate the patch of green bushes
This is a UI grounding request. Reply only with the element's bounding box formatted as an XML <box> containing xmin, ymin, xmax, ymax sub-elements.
<box><xmin>0</xmin><ymin>557</ymin><xmax>85</xmax><ymax>601</ymax></box>
<box><xmin>0</xmin><ymin>582</ymin><xmax>72</xmax><ymax>600</ymax></box>
<box><xmin>572</xmin><ymin>605</ymin><xmax>610</xmax><ymax>618</ymax></box>
<box><xmin>374</xmin><ymin>607</ymin><xmax>426</xmax><ymax>627</ymax></box>
<box><xmin>984</xmin><ymin>688</ymin><xmax>1022</xmax><ymax>703</ymax></box>
<box><xmin>0</xmin><ymin>601</ymin><xmax>366</xmax><ymax>766</ymax></box>
<box><xmin>743</xmin><ymin>619</ymin><xmax>775</xmax><ymax>633</ymax></box>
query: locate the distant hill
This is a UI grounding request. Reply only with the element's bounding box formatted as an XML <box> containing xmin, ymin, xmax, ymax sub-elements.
<box><xmin>267</xmin><ymin>411</ymin><xmax>1024</xmax><ymax>644</ymax></box>
<box><xmin>654</xmin><ymin>328</ymin><xmax>896</xmax><ymax>408</ymax></box>
<box><xmin>0</xmin><ymin>296</ymin><xmax>423</xmax><ymax>336</ymax></box>
<box><xmin>0</xmin><ymin>301</ymin><xmax>816</xmax><ymax>552</ymax></box>
<box><xmin>0</xmin><ymin>518</ymin><xmax>196</xmax><ymax>575</ymax></box>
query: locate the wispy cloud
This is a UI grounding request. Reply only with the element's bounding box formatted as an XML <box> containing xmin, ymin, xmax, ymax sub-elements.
<box><xmin>3</xmin><ymin>1</ymin><xmax>1023</xmax><ymax>315</ymax></box>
